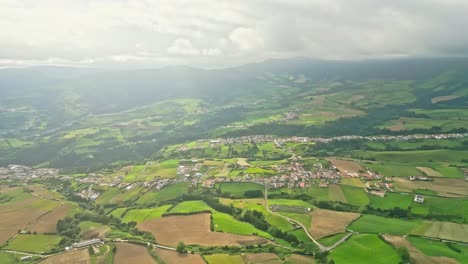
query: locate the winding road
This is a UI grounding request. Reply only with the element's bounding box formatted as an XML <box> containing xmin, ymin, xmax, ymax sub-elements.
<box><xmin>264</xmin><ymin>183</ymin><xmax>353</xmax><ymax>252</ymax></box>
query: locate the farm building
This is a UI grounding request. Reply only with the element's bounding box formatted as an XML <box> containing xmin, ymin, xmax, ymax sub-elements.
<box><xmin>72</xmin><ymin>238</ymin><xmax>101</xmax><ymax>248</ymax></box>
<box><xmin>414</xmin><ymin>195</ymin><xmax>425</xmax><ymax>204</ymax></box>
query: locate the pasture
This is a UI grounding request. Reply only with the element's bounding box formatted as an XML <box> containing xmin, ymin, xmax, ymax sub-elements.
<box><xmin>219</xmin><ymin>182</ymin><xmax>264</xmax><ymax>197</ymax></box>
<box><xmin>330</xmin><ymin>234</ymin><xmax>401</xmax><ymax>264</ymax></box>
<box><xmin>310</xmin><ymin>209</ymin><xmax>360</xmax><ymax>239</ymax></box>
<box><xmin>318</xmin><ymin>233</ymin><xmax>349</xmax><ymax>247</ymax></box>
<box><xmin>223</xmin><ymin>198</ymin><xmax>294</xmax><ymax>231</ymax></box>
<box><xmin>328</xmin><ymin>184</ymin><xmax>348</xmax><ymax>203</ymax></box>
<box><xmin>96</xmin><ymin>186</ymin><xmax>143</xmax><ymax>204</ymax></box>
<box><xmin>137</xmin><ymin>213</ymin><xmax>266</xmax><ymax>246</ymax></box>
<box><xmin>341</xmin><ymin>186</ymin><xmax>370</xmax><ymax>207</ymax></box>
<box><xmin>204</xmin><ymin>254</ymin><xmax>245</xmax><ymax>264</ymax></box>
<box><xmin>168</xmin><ymin>200</ymin><xmax>272</xmax><ymax>238</ymax></box>
<box><xmin>155</xmin><ymin>248</ymin><xmax>205</xmax><ymax>264</ymax></box>
<box><xmin>4</xmin><ymin>234</ymin><xmax>62</xmax><ymax>253</ymax></box>
<box><xmin>114</xmin><ymin>243</ymin><xmax>156</xmax><ymax>264</ymax></box>
<box><xmin>169</xmin><ymin>200</ymin><xmax>211</xmax><ymax>213</ymax></box>
<box><xmin>79</xmin><ymin>221</ymin><xmax>110</xmax><ymax>239</ymax></box>
<box><xmin>368</xmin><ymin>192</ymin><xmax>413</xmax><ymax>210</ymax></box>
<box><xmin>412</xmin><ymin>221</ymin><xmax>468</xmax><ymax>242</ymax></box>
<box><xmin>122</xmin><ymin>205</ymin><xmax>172</xmax><ymax>223</ymax></box>
<box><xmin>408</xmin><ymin>236</ymin><xmax>468</xmax><ymax>264</ymax></box>
<box><xmin>410</xmin><ymin>196</ymin><xmax>468</xmax><ymax>221</ymax></box>
<box><xmin>137</xmin><ymin>182</ymin><xmax>189</xmax><ymax>204</ymax></box>
<box><xmin>394</xmin><ymin>177</ymin><xmax>468</xmax><ymax>197</ymax></box>
<box><xmin>383</xmin><ymin>235</ymin><xmax>458</xmax><ymax>264</ymax></box>
<box><xmin>349</xmin><ymin>215</ymin><xmax>420</xmax><ymax>234</ymax></box>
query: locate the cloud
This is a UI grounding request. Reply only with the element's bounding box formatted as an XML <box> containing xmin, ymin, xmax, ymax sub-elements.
<box><xmin>0</xmin><ymin>0</ymin><xmax>468</xmax><ymax>67</ymax></box>
<box><xmin>229</xmin><ymin>27</ymin><xmax>264</xmax><ymax>51</ymax></box>
<box><xmin>168</xmin><ymin>39</ymin><xmax>200</xmax><ymax>56</ymax></box>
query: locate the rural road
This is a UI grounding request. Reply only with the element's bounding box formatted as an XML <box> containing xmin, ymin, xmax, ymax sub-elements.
<box><xmin>264</xmin><ymin>184</ymin><xmax>351</xmax><ymax>252</ymax></box>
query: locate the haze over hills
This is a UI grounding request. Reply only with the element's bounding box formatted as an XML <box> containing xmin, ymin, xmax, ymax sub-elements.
<box><xmin>0</xmin><ymin>57</ymin><xmax>467</xmax><ymax>169</ymax></box>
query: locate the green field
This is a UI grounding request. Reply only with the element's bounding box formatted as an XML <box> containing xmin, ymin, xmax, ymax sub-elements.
<box><xmin>168</xmin><ymin>200</ymin><xmax>272</xmax><ymax>238</ymax></box>
<box><xmin>341</xmin><ymin>186</ymin><xmax>370</xmax><ymax>207</ymax></box>
<box><xmin>410</xmin><ymin>196</ymin><xmax>468</xmax><ymax>221</ymax></box>
<box><xmin>408</xmin><ymin>236</ymin><xmax>468</xmax><ymax>264</ymax></box>
<box><xmin>0</xmin><ymin>252</ymin><xmax>20</xmax><ymax>264</ymax></box>
<box><xmin>212</xmin><ymin>212</ymin><xmax>272</xmax><ymax>238</ymax></box>
<box><xmin>169</xmin><ymin>201</ymin><xmax>212</xmax><ymax>213</ymax></box>
<box><xmin>318</xmin><ymin>233</ymin><xmax>349</xmax><ymax>247</ymax></box>
<box><xmin>136</xmin><ymin>182</ymin><xmax>189</xmax><ymax>204</ymax></box>
<box><xmin>122</xmin><ymin>205</ymin><xmax>172</xmax><ymax>223</ymax></box>
<box><xmin>369</xmin><ymin>192</ymin><xmax>413</xmax><ymax>210</ymax></box>
<box><xmin>95</xmin><ymin>186</ymin><xmax>143</xmax><ymax>204</ymax></box>
<box><xmin>226</xmin><ymin>199</ymin><xmax>294</xmax><ymax>231</ymax></box>
<box><xmin>330</xmin><ymin>234</ymin><xmax>401</xmax><ymax>264</ymax></box>
<box><xmin>4</xmin><ymin>234</ymin><xmax>62</xmax><ymax>253</ymax></box>
<box><xmin>349</xmin><ymin>215</ymin><xmax>420</xmax><ymax>234</ymax></box>
<box><xmin>204</xmin><ymin>254</ymin><xmax>245</xmax><ymax>264</ymax></box>
<box><xmin>269</xmin><ymin>199</ymin><xmax>313</xmax><ymax>208</ymax></box>
<box><xmin>79</xmin><ymin>221</ymin><xmax>110</xmax><ymax>238</ymax></box>
<box><xmin>278</xmin><ymin>212</ymin><xmax>312</xmax><ymax>229</ymax></box>
<box><xmin>219</xmin><ymin>182</ymin><xmax>264</xmax><ymax>196</ymax></box>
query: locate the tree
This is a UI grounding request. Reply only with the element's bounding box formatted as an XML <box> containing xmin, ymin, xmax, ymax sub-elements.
<box><xmin>176</xmin><ymin>241</ymin><xmax>186</xmax><ymax>253</ymax></box>
<box><xmin>397</xmin><ymin>246</ymin><xmax>411</xmax><ymax>264</ymax></box>
<box><xmin>88</xmin><ymin>246</ymin><xmax>95</xmax><ymax>255</ymax></box>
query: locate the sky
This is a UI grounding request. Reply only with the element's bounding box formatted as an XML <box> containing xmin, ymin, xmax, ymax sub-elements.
<box><xmin>1</xmin><ymin>0</ymin><xmax>468</xmax><ymax>68</ymax></box>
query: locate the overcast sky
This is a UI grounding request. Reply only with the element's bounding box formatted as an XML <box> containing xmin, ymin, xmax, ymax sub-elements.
<box><xmin>1</xmin><ymin>0</ymin><xmax>468</xmax><ymax>68</ymax></box>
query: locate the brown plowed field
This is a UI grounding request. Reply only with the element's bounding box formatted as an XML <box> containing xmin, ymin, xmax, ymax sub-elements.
<box><xmin>114</xmin><ymin>243</ymin><xmax>156</xmax><ymax>264</ymax></box>
<box><xmin>138</xmin><ymin>213</ymin><xmax>266</xmax><ymax>247</ymax></box>
<box><xmin>40</xmin><ymin>249</ymin><xmax>90</xmax><ymax>264</ymax></box>
<box><xmin>29</xmin><ymin>204</ymin><xmax>71</xmax><ymax>234</ymax></box>
<box><xmin>310</xmin><ymin>209</ymin><xmax>360</xmax><ymax>239</ymax></box>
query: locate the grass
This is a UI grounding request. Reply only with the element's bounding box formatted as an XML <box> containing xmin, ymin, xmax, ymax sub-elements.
<box><xmin>95</xmin><ymin>187</ymin><xmax>143</xmax><ymax>204</ymax></box>
<box><xmin>122</xmin><ymin>205</ymin><xmax>172</xmax><ymax>223</ymax></box>
<box><xmin>369</xmin><ymin>192</ymin><xmax>413</xmax><ymax>210</ymax></box>
<box><xmin>137</xmin><ymin>182</ymin><xmax>189</xmax><ymax>204</ymax></box>
<box><xmin>279</xmin><ymin>212</ymin><xmax>312</xmax><ymax>229</ymax></box>
<box><xmin>4</xmin><ymin>234</ymin><xmax>62</xmax><ymax>253</ymax></box>
<box><xmin>269</xmin><ymin>199</ymin><xmax>313</xmax><ymax>208</ymax></box>
<box><xmin>410</xmin><ymin>196</ymin><xmax>468</xmax><ymax>221</ymax></box>
<box><xmin>341</xmin><ymin>186</ymin><xmax>370</xmax><ymax>207</ymax></box>
<box><xmin>204</xmin><ymin>254</ymin><xmax>245</xmax><ymax>264</ymax></box>
<box><xmin>408</xmin><ymin>236</ymin><xmax>468</xmax><ymax>264</ymax></box>
<box><xmin>169</xmin><ymin>201</ymin><xmax>212</xmax><ymax>213</ymax></box>
<box><xmin>224</xmin><ymin>199</ymin><xmax>294</xmax><ymax>231</ymax></box>
<box><xmin>349</xmin><ymin>215</ymin><xmax>421</xmax><ymax>234</ymax></box>
<box><xmin>219</xmin><ymin>182</ymin><xmax>264</xmax><ymax>197</ymax></box>
<box><xmin>78</xmin><ymin>221</ymin><xmax>110</xmax><ymax>238</ymax></box>
<box><xmin>318</xmin><ymin>233</ymin><xmax>349</xmax><ymax>247</ymax></box>
<box><xmin>168</xmin><ymin>200</ymin><xmax>273</xmax><ymax>238</ymax></box>
<box><xmin>330</xmin><ymin>234</ymin><xmax>401</xmax><ymax>264</ymax></box>
<box><xmin>0</xmin><ymin>252</ymin><xmax>19</xmax><ymax>264</ymax></box>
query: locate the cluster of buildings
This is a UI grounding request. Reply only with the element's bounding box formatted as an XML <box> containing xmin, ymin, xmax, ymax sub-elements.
<box><xmin>0</xmin><ymin>164</ymin><xmax>58</xmax><ymax>180</ymax></box>
<box><xmin>204</xmin><ymin>133</ymin><xmax>468</xmax><ymax>145</ymax></box>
